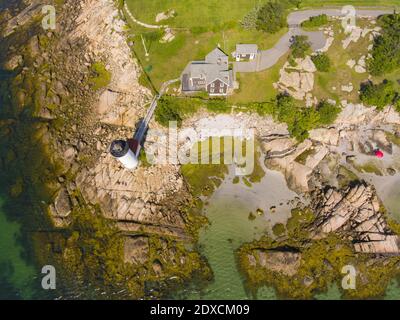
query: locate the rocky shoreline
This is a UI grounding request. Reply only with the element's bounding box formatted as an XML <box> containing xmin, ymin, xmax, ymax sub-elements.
<box><xmin>0</xmin><ymin>0</ymin><xmax>211</xmax><ymax>299</ymax></box>
<box><xmin>237</xmin><ymin>181</ymin><xmax>400</xmax><ymax>299</ymax></box>
<box><xmin>1</xmin><ymin>0</ymin><xmax>400</xmax><ymax>299</ymax></box>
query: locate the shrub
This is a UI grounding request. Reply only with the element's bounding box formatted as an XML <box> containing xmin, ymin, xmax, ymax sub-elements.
<box><xmin>273</xmin><ymin>94</ymin><xmax>343</xmax><ymax>141</ymax></box>
<box><xmin>240</xmin><ymin>6</ymin><xmax>260</xmax><ymax>30</ymax></box>
<box><xmin>311</xmin><ymin>53</ymin><xmax>331</xmax><ymax>72</ymax></box>
<box><xmin>395</xmin><ymin>97</ymin><xmax>400</xmax><ymax>113</ymax></box>
<box><xmin>290</xmin><ymin>35</ymin><xmax>311</xmax><ymax>59</ymax></box>
<box><xmin>275</xmin><ymin>94</ymin><xmax>297</xmax><ymax>124</ymax></box>
<box><xmin>155</xmin><ymin>97</ymin><xmax>231</xmax><ymax>127</ymax></box>
<box><xmin>289</xmin><ymin>107</ymin><xmax>320</xmax><ymax>141</ymax></box>
<box><xmin>316</xmin><ymin>100</ymin><xmax>341</xmax><ymax>125</ymax></box>
<box><xmin>254</xmin><ymin>102</ymin><xmax>275</xmax><ymax>115</ymax></box>
<box><xmin>256</xmin><ymin>2</ymin><xmax>286</xmax><ymax>34</ymax></box>
<box><xmin>275</xmin><ymin>94</ymin><xmax>320</xmax><ymax>141</ymax></box>
<box><xmin>368</xmin><ymin>13</ymin><xmax>400</xmax><ymax>76</ymax></box>
<box><xmin>155</xmin><ymin>97</ymin><xmax>183</xmax><ymax>127</ymax></box>
<box><xmin>359</xmin><ymin>80</ymin><xmax>397</xmax><ymax>110</ymax></box>
<box><xmin>288</xmin><ymin>56</ymin><xmax>297</xmax><ymax>67</ymax></box>
<box><xmin>89</xmin><ymin>62</ymin><xmax>111</xmax><ymax>90</ymax></box>
<box><xmin>206</xmin><ymin>99</ymin><xmax>231</xmax><ymax>113</ymax></box>
<box><xmin>301</xmin><ymin>14</ymin><xmax>328</xmax><ymax>28</ymax></box>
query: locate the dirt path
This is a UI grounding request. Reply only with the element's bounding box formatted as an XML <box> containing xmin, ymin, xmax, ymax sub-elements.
<box><xmin>123</xmin><ymin>2</ymin><xmax>166</xmax><ymax>29</ymax></box>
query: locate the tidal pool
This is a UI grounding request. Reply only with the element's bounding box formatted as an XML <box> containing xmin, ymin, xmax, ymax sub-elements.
<box><xmin>187</xmin><ymin>163</ymin><xmax>300</xmax><ymax>300</ymax></box>
<box><xmin>368</xmin><ymin>174</ymin><xmax>400</xmax><ymax>221</ymax></box>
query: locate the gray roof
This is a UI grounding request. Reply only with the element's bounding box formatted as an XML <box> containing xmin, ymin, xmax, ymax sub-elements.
<box><xmin>181</xmin><ymin>48</ymin><xmax>233</xmax><ymax>91</ymax></box>
<box><xmin>235</xmin><ymin>44</ymin><xmax>258</xmax><ymax>55</ymax></box>
<box><xmin>187</xmin><ymin>62</ymin><xmax>215</xmax><ymax>79</ymax></box>
<box><xmin>205</xmin><ymin>47</ymin><xmax>229</xmax><ymax>65</ymax></box>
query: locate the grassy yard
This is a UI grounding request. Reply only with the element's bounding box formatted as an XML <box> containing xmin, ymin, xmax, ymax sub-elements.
<box><xmin>128</xmin><ymin>18</ymin><xmax>288</xmax><ymax>90</ymax></box>
<box><xmin>125</xmin><ymin>0</ymin><xmax>290</xmax><ymax>101</ymax></box>
<box><xmin>125</xmin><ymin>0</ymin><xmax>255</xmax><ymax>28</ymax></box>
<box><xmin>125</xmin><ymin>0</ymin><xmax>399</xmax><ymax>103</ymax></box>
<box><xmin>126</xmin><ymin>1</ymin><xmax>399</xmax><ymax>27</ymax></box>
<box><xmin>229</xmin><ymin>53</ymin><xmax>288</xmax><ymax>104</ymax></box>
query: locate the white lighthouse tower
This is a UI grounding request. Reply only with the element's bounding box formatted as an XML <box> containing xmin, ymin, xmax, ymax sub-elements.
<box><xmin>110</xmin><ymin>140</ymin><xmax>139</xmax><ymax>170</ymax></box>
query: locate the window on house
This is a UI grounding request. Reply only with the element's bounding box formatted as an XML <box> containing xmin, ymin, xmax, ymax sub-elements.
<box><xmin>211</xmin><ymin>83</ymin><xmax>215</xmax><ymax>88</ymax></box>
<box><xmin>220</xmin><ymin>88</ymin><xmax>224</xmax><ymax>93</ymax></box>
<box><xmin>210</xmin><ymin>88</ymin><xmax>214</xmax><ymax>93</ymax></box>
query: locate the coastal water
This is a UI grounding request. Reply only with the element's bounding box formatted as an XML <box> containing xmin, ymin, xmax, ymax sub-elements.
<box><xmin>0</xmin><ymin>197</ymin><xmax>37</xmax><ymax>299</ymax></box>
<box><xmin>182</xmin><ymin>159</ymin><xmax>400</xmax><ymax>300</ymax></box>
<box><xmin>368</xmin><ymin>174</ymin><xmax>400</xmax><ymax>221</ymax></box>
<box><xmin>2</xmin><ymin>171</ymin><xmax>399</xmax><ymax>300</ymax></box>
<box><xmin>185</xmin><ymin>163</ymin><xmax>300</xmax><ymax>300</ymax></box>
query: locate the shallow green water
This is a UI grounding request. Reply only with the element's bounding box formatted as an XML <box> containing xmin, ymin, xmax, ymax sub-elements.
<box><xmin>186</xmin><ymin>166</ymin><xmax>300</xmax><ymax>300</ymax></box>
<box><xmin>379</xmin><ymin>178</ymin><xmax>400</xmax><ymax>221</ymax></box>
<box><xmin>0</xmin><ymin>197</ymin><xmax>37</xmax><ymax>299</ymax></box>
<box><xmin>185</xmin><ymin>167</ymin><xmax>400</xmax><ymax>300</ymax></box>
<box><xmin>191</xmin><ymin>197</ymin><xmax>272</xmax><ymax>299</ymax></box>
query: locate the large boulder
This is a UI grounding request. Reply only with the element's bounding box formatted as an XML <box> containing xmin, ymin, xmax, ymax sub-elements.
<box><xmin>97</xmin><ymin>89</ymin><xmax>119</xmax><ymax>115</ymax></box>
<box><xmin>310</xmin><ymin>182</ymin><xmax>400</xmax><ymax>254</ymax></box>
<box><xmin>124</xmin><ymin>236</ymin><xmax>149</xmax><ymax>264</ymax></box>
<box><xmin>249</xmin><ymin>249</ymin><xmax>301</xmax><ymax>276</ymax></box>
<box><xmin>3</xmin><ymin>55</ymin><xmax>23</xmax><ymax>71</ymax></box>
<box><xmin>309</xmin><ymin>128</ymin><xmax>340</xmax><ymax>146</ymax></box>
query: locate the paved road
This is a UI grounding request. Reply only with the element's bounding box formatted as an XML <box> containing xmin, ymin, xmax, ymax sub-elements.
<box><xmin>234</xmin><ymin>8</ymin><xmax>393</xmax><ymax>73</ymax></box>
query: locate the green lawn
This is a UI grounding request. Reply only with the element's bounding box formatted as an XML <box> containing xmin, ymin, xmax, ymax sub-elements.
<box><xmin>126</xmin><ymin>0</ymin><xmax>399</xmax><ymax>27</ymax></box>
<box><xmin>229</xmin><ymin>53</ymin><xmax>288</xmax><ymax>104</ymax></box>
<box><xmin>129</xmin><ymin>14</ymin><xmax>288</xmax><ymax>91</ymax></box>
<box><xmin>126</xmin><ymin>0</ymin><xmax>255</xmax><ymax>28</ymax></box>
<box><xmin>125</xmin><ymin>0</ymin><xmax>399</xmax><ymax>103</ymax></box>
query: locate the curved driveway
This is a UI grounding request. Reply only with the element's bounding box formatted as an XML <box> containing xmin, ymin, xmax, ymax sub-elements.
<box><xmin>234</xmin><ymin>8</ymin><xmax>393</xmax><ymax>73</ymax></box>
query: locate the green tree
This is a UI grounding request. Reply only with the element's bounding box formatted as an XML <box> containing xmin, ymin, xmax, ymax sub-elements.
<box><xmin>256</xmin><ymin>2</ymin><xmax>286</xmax><ymax>34</ymax></box>
<box><xmin>301</xmin><ymin>14</ymin><xmax>328</xmax><ymax>28</ymax></box>
<box><xmin>275</xmin><ymin>93</ymin><xmax>297</xmax><ymax>124</ymax></box>
<box><xmin>275</xmin><ymin>94</ymin><xmax>320</xmax><ymax>142</ymax></box>
<box><xmin>360</xmin><ymin>80</ymin><xmax>397</xmax><ymax>110</ymax></box>
<box><xmin>311</xmin><ymin>53</ymin><xmax>331</xmax><ymax>72</ymax></box>
<box><xmin>395</xmin><ymin>96</ymin><xmax>400</xmax><ymax>113</ymax></box>
<box><xmin>368</xmin><ymin>13</ymin><xmax>400</xmax><ymax>76</ymax></box>
<box><xmin>317</xmin><ymin>100</ymin><xmax>341</xmax><ymax>125</ymax></box>
<box><xmin>289</xmin><ymin>108</ymin><xmax>320</xmax><ymax>141</ymax></box>
<box><xmin>155</xmin><ymin>98</ymin><xmax>183</xmax><ymax>127</ymax></box>
<box><xmin>290</xmin><ymin>35</ymin><xmax>311</xmax><ymax>59</ymax></box>
<box><xmin>240</xmin><ymin>6</ymin><xmax>260</xmax><ymax>30</ymax></box>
